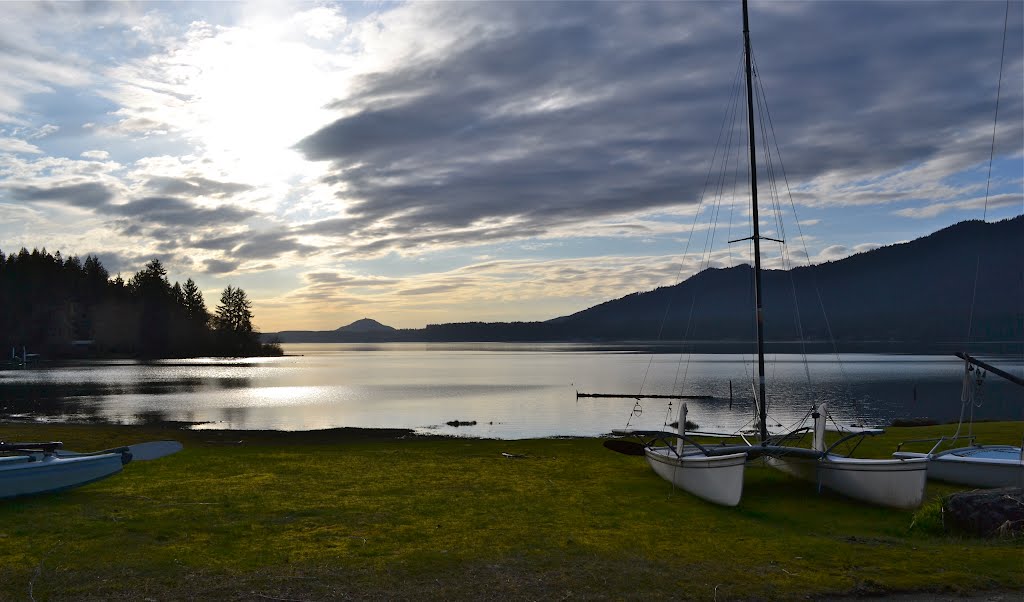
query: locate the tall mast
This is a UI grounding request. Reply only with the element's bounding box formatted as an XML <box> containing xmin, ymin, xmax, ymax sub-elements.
<box><xmin>742</xmin><ymin>0</ymin><xmax>768</xmax><ymax>444</ymax></box>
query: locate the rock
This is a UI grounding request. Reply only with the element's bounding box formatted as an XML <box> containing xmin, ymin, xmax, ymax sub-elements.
<box><xmin>943</xmin><ymin>487</ymin><xmax>1024</xmax><ymax>537</ymax></box>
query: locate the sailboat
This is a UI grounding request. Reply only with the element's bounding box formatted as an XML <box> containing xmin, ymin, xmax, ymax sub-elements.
<box><xmin>892</xmin><ymin>353</ymin><xmax>1024</xmax><ymax>488</ymax></box>
<box><xmin>604</xmin><ymin>0</ymin><xmax>928</xmax><ymax>509</ymax></box>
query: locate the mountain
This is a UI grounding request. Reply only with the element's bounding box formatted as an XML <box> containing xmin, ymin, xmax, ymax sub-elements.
<box><xmin>336</xmin><ymin>318</ymin><xmax>396</xmax><ymax>333</ymax></box>
<box><xmin>266</xmin><ymin>217</ymin><xmax>1023</xmax><ymax>352</ymax></box>
<box><xmin>548</xmin><ymin>216</ymin><xmax>1022</xmax><ymax>351</ymax></box>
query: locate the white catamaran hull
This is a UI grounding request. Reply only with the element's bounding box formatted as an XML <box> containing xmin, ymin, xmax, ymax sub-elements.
<box><xmin>0</xmin><ymin>452</ymin><xmax>126</xmax><ymax>499</ymax></box>
<box><xmin>767</xmin><ymin>454</ymin><xmax>928</xmax><ymax>509</ymax></box>
<box><xmin>645</xmin><ymin>447</ymin><xmax>747</xmax><ymax>507</ymax></box>
<box><xmin>893</xmin><ymin>446</ymin><xmax>1024</xmax><ymax>489</ymax></box>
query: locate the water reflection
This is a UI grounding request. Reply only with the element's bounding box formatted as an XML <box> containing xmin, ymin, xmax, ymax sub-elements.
<box><xmin>0</xmin><ymin>345</ymin><xmax>1021</xmax><ymax>438</ymax></box>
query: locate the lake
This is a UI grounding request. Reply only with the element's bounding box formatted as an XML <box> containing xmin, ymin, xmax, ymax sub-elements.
<box><xmin>1</xmin><ymin>343</ymin><xmax>1021</xmax><ymax>439</ymax></box>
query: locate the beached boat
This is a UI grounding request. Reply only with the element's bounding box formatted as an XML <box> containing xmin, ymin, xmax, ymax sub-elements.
<box><xmin>892</xmin><ymin>353</ymin><xmax>1023</xmax><ymax>488</ymax></box>
<box><xmin>766</xmin><ymin>405</ymin><xmax>927</xmax><ymax>509</ymax></box>
<box><xmin>612</xmin><ymin>403</ymin><xmax>747</xmax><ymax>506</ymax></box>
<box><xmin>602</xmin><ymin>0</ymin><xmax>927</xmax><ymax>508</ymax></box>
<box><xmin>0</xmin><ymin>440</ymin><xmax>182</xmax><ymax>499</ymax></box>
<box><xmin>894</xmin><ymin>444</ymin><xmax>1023</xmax><ymax>489</ymax></box>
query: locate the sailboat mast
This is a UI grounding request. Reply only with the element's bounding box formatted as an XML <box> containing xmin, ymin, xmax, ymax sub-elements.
<box><xmin>742</xmin><ymin>0</ymin><xmax>768</xmax><ymax>444</ymax></box>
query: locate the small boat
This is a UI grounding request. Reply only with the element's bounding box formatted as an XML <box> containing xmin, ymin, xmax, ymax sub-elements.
<box><xmin>893</xmin><ymin>444</ymin><xmax>1023</xmax><ymax>489</ymax></box>
<box><xmin>0</xmin><ymin>440</ymin><xmax>182</xmax><ymax>499</ymax></box>
<box><xmin>613</xmin><ymin>403</ymin><xmax>747</xmax><ymax>506</ymax></box>
<box><xmin>892</xmin><ymin>353</ymin><xmax>1024</xmax><ymax>489</ymax></box>
<box><xmin>766</xmin><ymin>404</ymin><xmax>928</xmax><ymax>509</ymax></box>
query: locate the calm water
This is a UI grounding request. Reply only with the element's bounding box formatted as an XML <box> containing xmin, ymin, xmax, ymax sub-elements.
<box><xmin>1</xmin><ymin>343</ymin><xmax>1021</xmax><ymax>439</ymax></box>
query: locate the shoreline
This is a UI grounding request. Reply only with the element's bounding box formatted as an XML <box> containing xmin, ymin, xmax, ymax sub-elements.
<box><xmin>2</xmin><ymin>421</ymin><xmax>1021</xmax><ymax>600</ymax></box>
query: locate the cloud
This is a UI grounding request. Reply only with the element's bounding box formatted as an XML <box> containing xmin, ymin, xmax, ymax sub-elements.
<box><xmin>144</xmin><ymin>175</ymin><xmax>253</xmax><ymax>198</ymax></box>
<box><xmin>293</xmin><ymin>1</ymin><xmax>1023</xmax><ymax>258</ymax></box>
<box><xmin>109</xmin><ymin>196</ymin><xmax>255</xmax><ymax>226</ymax></box>
<box><xmin>1</xmin><ymin>1</ymin><xmax>1021</xmax><ymax>331</ymax></box>
<box><xmin>0</xmin><ymin>137</ymin><xmax>43</xmax><ymax>154</ymax></box>
<box><xmin>305</xmin><ymin>272</ymin><xmax>398</xmax><ymax>288</ymax></box>
<box><xmin>231</xmin><ymin>231</ymin><xmax>315</xmax><ymax>260</ymax></box>
<box><xmin>202</xmin><ymin>258</ymin><xmax>240</xmax><ymax>274</ymax></box>
<box><xmin>893</xmin><ymin>192</ymin><xmax>1023</xmax><ymax>219</ymax></box>
<box><xmin>22</xmin><ymin>124</ymin><xmax>59</xmax><ymax>140</ymax></box>
<box><xmin>9</xmin><ymin>181</ymin><xmax>115</xmax><ymax>208</ymax></box>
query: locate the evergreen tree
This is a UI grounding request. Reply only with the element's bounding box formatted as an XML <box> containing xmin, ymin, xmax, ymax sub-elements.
<box><xmin>129</xmin><ymin>259</ymin><xmax>171</xmax><ymax>298</ymax></box>
<box><xmin>182</xmin><ymin>278</ymin><xmax>209</xmax><ymax>325</ymax></box>
<box><xmin>130</xmin><ymin>259</ymin><xmax>173</xmax><ymax>357</ymax></box>
<box><xmin>214</xmin><ymin>286</ymin><xmax>254</xmax><ymax>334</ymax></box>
<box><xmin>213</xmin><ymin>285</ymin><xmax>260</xmax><ymax>355</ymax></box>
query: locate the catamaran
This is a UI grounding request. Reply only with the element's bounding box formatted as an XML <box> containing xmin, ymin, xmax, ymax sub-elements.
<box><xmin>602</xmin><ymin>0</ymin><xmax>928</xmax><ymax>508</ymax></box>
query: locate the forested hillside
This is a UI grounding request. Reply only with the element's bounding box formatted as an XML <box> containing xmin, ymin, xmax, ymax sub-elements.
<box><xmin>0</xmin><ymin>250</ymin><xmax>280</xmax><ymax>359</ymax></box>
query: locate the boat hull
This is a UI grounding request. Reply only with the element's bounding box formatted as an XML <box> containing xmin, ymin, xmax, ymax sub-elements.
<box><xmin>645</xmin><ymin>447</ymin><xmax>747</xmax><ymax>506</ymax></box>
<box><xmin>893</xmin><ymin>446</ymin><xmax>1024</xmax><ymax>489</ymax></box>
<box><xmin>0</xmin><ymin>453</ymin><xmax>126</xmax><ymax>499</ymax></box>
<box><xmin>768</xmin><ymin>454</ymin><xmax>928</xmax><ymax>509</ymax></box>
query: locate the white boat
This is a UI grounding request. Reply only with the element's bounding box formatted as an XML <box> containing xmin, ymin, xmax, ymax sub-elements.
<box><xmin>0</xmin><ymin>440</ymin><xmax>182</xmax><ymax>499</ymax></box>
<box><xmin>601</xmin><ymin>0</ymin><xmax>929</xmax><ymax>508</ymax></box>
<box><xmin>891</xmin><ymin>353</ymin><xmax>1024</xmax><ymax>488</ymax></box>
<box><xmin>616</xmin><ymin>403</ymin><xmax>747</xmax><ymax>506</ymax></box>
<box><xmin>893</xmin><ymin>445</ymin><xmax>1023</xmax><ymax>489</ymax></box>
<box><xmin>644</xmin><ymin>447</ymin><xmax>748</xmax><ymax>506</ymax></box>
<box><xmin>766</xmin><ymin>404</ymin><xmax>928</xmax><ymax>509</ymax></box>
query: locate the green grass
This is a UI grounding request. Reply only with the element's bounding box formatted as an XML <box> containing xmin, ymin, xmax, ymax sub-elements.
<box><xmin>1</xmin><ymin>422</ymin><xmax>1021</xmax><ymax>600</ymax></box>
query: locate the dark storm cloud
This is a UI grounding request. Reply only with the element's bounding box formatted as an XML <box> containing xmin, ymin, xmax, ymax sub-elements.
<box><xmin>296</xmin><ymin>1</ymin><xmax>1023</xmax><ymax>251</ymax></box>
<box><xmin>10</xmin><ymin>181</ymin><xmax>115</xmax><ymax>209</ymax></box>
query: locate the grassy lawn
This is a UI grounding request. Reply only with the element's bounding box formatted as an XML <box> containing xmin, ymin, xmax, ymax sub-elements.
<box><xmin>1</xmin><ymin>421</ymin><xmax>1021</xmax><ymax>600</ymax></box>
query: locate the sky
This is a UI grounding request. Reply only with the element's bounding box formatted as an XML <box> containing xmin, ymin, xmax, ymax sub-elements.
<box><xmin>1</xmin><ymin>1</ymin><xmax>1022</xmax><ymax>332</ymax></box>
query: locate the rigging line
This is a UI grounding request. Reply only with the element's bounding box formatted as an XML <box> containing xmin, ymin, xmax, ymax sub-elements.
<box><xmin>751</xmin><ymin>51</ymin><xmax>813</xmax><ymax>392</ymax></box>
<box><xmin>673</xmin><ymin>55</ymin><xmax>746</xmax><ymax>393</ymax></box>
<box><xmin>749</xmin><ymin>51</ymin><xmax>802</xmax><ymax>380</ymax></box>
<box><xmin>752</xmin><ymin>55</ymin><xmax>787</xmax><ymax>249</ymax></box>
<box><xmin>966</xmin><ymin>0</ymin><xmax>1012</xmax><ymax>347</ymax></box>
<box><xmin>701</xmin><ymin>79</ymin><xmax>744</xmax><ymax>275</ymax></box>
<box><xmin>750</xmin><ymin>56</ymin><xmax>789</xmax><ymax>416</ymax></box>
<box><xmin>753</xmin><ymin>48</ymin><xmax>853</xmax><ymax>397</ymax></box>
<box><xmin>952</xmin><ymin>0</ymin><xmax>1015</xmax><ymax>438</ymax></box>
<box><xmin>631</xmin><ymin>49</ymin><xmax>745</xmax><ymax>424</ymax></box>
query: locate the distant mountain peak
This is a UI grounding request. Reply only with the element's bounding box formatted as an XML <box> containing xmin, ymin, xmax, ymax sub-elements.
<box><xmin>335</xmin><ymin>318</ymin><xmax>396</xmax><ymax>333</ymax></box>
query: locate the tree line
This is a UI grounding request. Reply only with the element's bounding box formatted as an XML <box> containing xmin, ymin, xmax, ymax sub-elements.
<box><xmin>0</xmin><ymin>248</ymin><xmax>282</xmax><ymax>359</ymax></box>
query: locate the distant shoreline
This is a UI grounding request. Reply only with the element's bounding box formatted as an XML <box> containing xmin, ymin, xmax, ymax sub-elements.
<box><xmin>267</xmin><ymin>338</ymin><xmax>1024</xmax><ymax>355</ymax></box>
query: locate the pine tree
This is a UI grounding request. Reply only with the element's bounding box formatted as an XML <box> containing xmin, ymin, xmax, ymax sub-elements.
<box><xmin>182</xmin><ymin>278</ymin><xmax>209</xmax><ymax>325</ymax></box>
<box><xmin>213</xmin><ymin>285</ymin><xmax>257</xmax><ymax>354</ymax></box>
